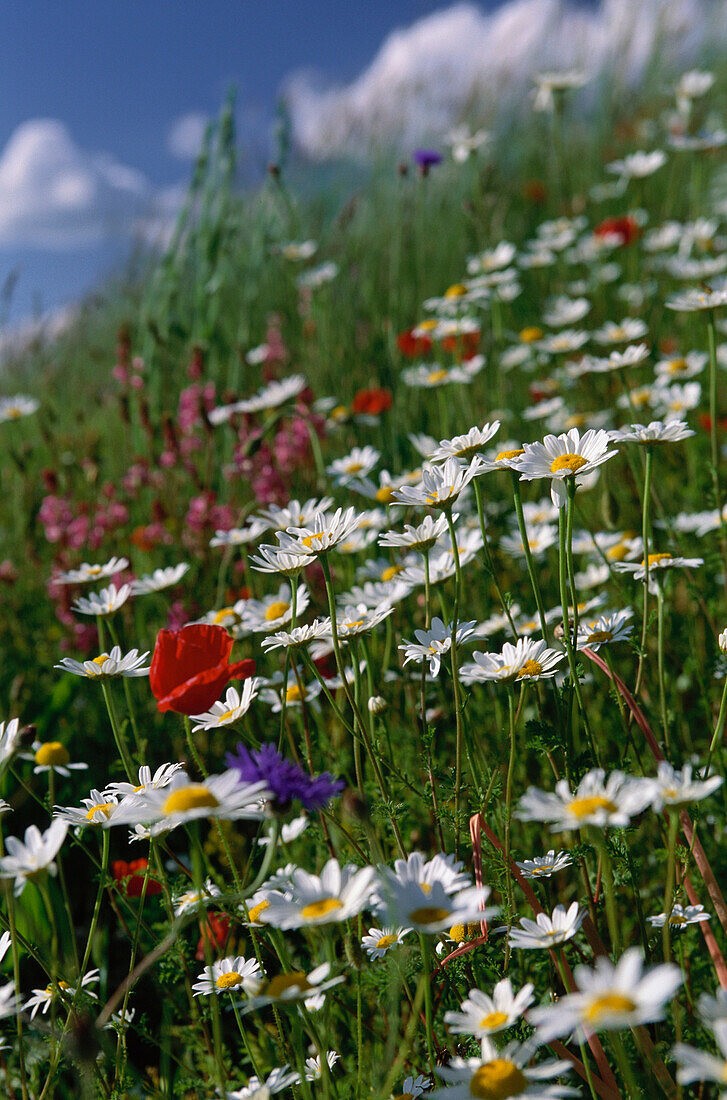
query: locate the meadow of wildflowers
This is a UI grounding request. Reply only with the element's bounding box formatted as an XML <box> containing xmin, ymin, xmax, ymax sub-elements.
<box><xmin>3</xmin><ymin>63</ymin><xmax>727</xmax><ymax>1100</ymax></box>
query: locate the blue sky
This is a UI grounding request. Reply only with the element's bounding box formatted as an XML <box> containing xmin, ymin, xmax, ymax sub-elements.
<box><xmin>0</xmin><ymin>0</ymin><xmax>469</xmax><ymax>321</ymax></box>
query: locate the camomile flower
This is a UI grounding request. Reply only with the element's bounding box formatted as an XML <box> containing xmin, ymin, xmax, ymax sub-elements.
<box><xmin>173</xmin><ymin>878</ymin><xmax>222</xmax><ymax>916</ymax></box>
<box><xmin>0</xmin><ymin>718</ymin><xmax>21</xmax><ymax>769</ymax></box>
<box><xmin>279</xmin><ymin>240</ymin><xmax>316</xmax><ymax>261</ymax></box>
<box><xmin>529</xmin><ymin>948</ymin><xmax>681</xmax><ymax>1042</ymax></box>
<box><xmin>381</xmin><ymin>852</ymin><xmax>473</xmax><ymax>901</ymax></box>
<box><xmin>378</xmin><ymin>513</ymin><xmax>451</xmax><ymax>553</ymax></box>
<box><xmin>55</xmin><ymin>789</ymin><xmax>120</xmax><ymax>831</ymax></box>
<box><xmin>257</xmin><ymin>859</ymin><xmax>377</xmax><ymax>929</ymax></box>
<box><xmin>655</xmin><ymin>352</ymin><xmax>707</xmax><ymax>380</ymax></box>
<box><xmin>259</xmin><ymin>672</ymin><xmax>322</xmax><ymax>713</ymax></box>
<box><xmin>304</xmin><ymin>1052</ymin><xmax>341</xmax><ymax>1081</ymax></box>
<box><xmin>511</xmin><ymin>428</ymin><xmax>617</xmax><ymax>507</ymax></box>
<box><xmin>261</xmin><ymin>620</ymin><xmax>333</xmax><ymax>653</ymax></box>
<box><xmin>21</xmin><ymin>740</ymin><xmax>88</xmax><ymax>777</ymax></box>
<box><xmin>106</xmin><ymin>770</ymin><xmax>269</xmax><ymax>835</ymax></box>
<box><xmin>593</xmin><ymin>319</ymin><xmax>648</xmax><ymax>346</ymax></box>
<box><xmin>576</xmin><ymin>609</ymin><xmax>634</xmax><ymax>651</ymax></box>
<box><xmin>400</xmin><ymin>617</ymin><xmax>477</xmax><ymax>676</ymax></box>
<box><xmin>327</xmin><ymin>446</ymin><xmax>381</xmax><ymax>485</ymax></box>
<box><xmin>608</xmin><ymin>420</ymin><xmax>695</xmax><ymax>444</ymax></box>
<box><xmin>613</xmin><ymin>551</ymin><xmax>703</xmax><ymax>582</ymax></box>
<box><xmin>55</xmin><ymin>646</ymin><xmax>150</xmax><ymax>679</ymax></box>
<box><xmin>0</xmin><ymin>394</ymin><xmax>39</xmax><ymax>422</ymax></box>
<box><xmin>673</xmin><ymin>1021</ymin><xmax>727</xmax><ymax>1096</ymax></box>
<box><xmin>0</xmin><ymin>820</ymin><xmax>68</xmax><ymax>895</ymax></box>
<box><xmin>26</xmin><ymin>970</ymin><xmax>99</xmax><ymax>1020</ymax></box>
<box><xmin>392</xmin><ymin>457</ymin><xmax>483</xmax><ymax>509</ymax></box>
<box><xmin>105</xmin><ymin>762</ymin><xmax>184</xmax><ymax>800</ymax></box>
<box><xmin>647</xmin><ymin>904</ymin><xmax>710</xmax><ymax>930</ymax></box>
<box><xmin>428</xmin><ymin>422</ymin><xmax>501</xmax><ymax>463</ymax></box>
<box><xmin>390</xmin><ymin>1075</ymin><xmax>431</xmax><ymax>1100</ymax></box>
<box><xmin>336</xmin><ymin>603</ymin><xmax>395</xmax><ymax>639</ymax></box>
<box><xmin>515</xmin><ymin>850</ymin><xmax>572</xmax><ymax>880</ymax></box>
<box><xmin>444</xmin><ymin>979</ymin><xmax>535</xmax><ymax>1038</ymax></box>
<box><xmin>666</xmin><ymin>286</ymin><xmax>727</xmax><ymax>312</ymax></box>
<box><xmin>258</xmin><ymin>497</ymin><xmax>335</xmax><ymax>532</ymax></box>
<box><xmin>257</xmin><ymin>816</ymin><xmax>308</xmax><ymax>847</ymax></box>
<box><xmin>377</xmin><ymin>875</ymin><xmax>495</xmax><ymax>936</ymax></box>
<box><xmin>226</xmin><ymin>1066</ymin><xmax>301</xmax><ymax>1099</ymax></box>
<box><xmin>500</xmin><ymin>526</ymin><xmax>557</xmax><ymax>560</ymax></box>
<box><xmin>535</xmin><ymin>329</ymin><xmax>589</xmax><ymax>356</ymax></box>
<box><xmin>130</xmin><ymin>564</ymin><xmax>190</xmax><ymax>594</ymax></box>
<box><xmin>190</xmin><ymin>679</ymin><xmax>260</xmax><ymax>732</ymax></box>
<box><xmin>249</xmin><ymin>544</ymin><xmax>310</xmax><ymax>578</ymax></box>
<box><xmin>72</xmin><ymin>583</ymin><xmax>131</xmax><ymax>617</ymax></box>
<box><xmin>298</xmin><ymin>261</ymin><xmax>338</xmax><ymax>289</ymax></box>
<box><xmin>276</xmin><ymin>507</ymin><xmax>363</xmax><ymax>557</ymax></box>
<box><xmin>210</xmin><ymin>519</ymin><xmax>270</xmax><ymax>548</ymax></box>
<box><xmin>607</xmin><ymin>149</ymin><xmax>666</xmax><ymax>180</ymax></box>
<box><xmin>523</xmin><ymin>397</ymin><xmax>565</xmax><ymax>423</ymax></box>
<box><xmin>467</xmin><ymin>241</ymin><xmax>517</xmax><ymax>275</ymax></box>
<box><xmin>0</xmin><ymin>981</ymin><xmax>20</xmax><ymax>1019</ymax></box>
<box><xmin>447</xmin><ymin>123</ymin><xmax>491</xmax><ymax>162</ymax></box>
<box><xmin>362</xmin><ymin>926</ymin><xmax>410</xmax><ymax>960</ymax></box>
<box><xmin>543</xmin><ymin>296</ymin><xmax>590</xmax><ymax>328</ymax></box>
<box><xmin>53</xmin><ymin>556</ymin><xmax>129</xmax><ymax>584</ymax></box>
<box><xmin>533</xmin><ymin>68</ymin><xmax>588</xmax><ymax>111</ymax></box>
<box><xmin>241</xmin><ymin>583</ymin><xmax>310</xmax><ymax>633</ymax></box>
<box><xmin>652</xmin><ymin>381</ymin><xmax>701</xmax><ymax>420</ymax></box>
<box><xmin>432</xmin><ymin>1035</ymin><xmax>573</xmax><ymax>1099</ymax></box>
<box><xmin>516</xmin><ymin>768</ymin><xmax>652</xmax><ymax>832</ymax></box>
<box><xmin>192</xmin><ymin>956</ymin><xmax>263</xmax><ymax>997</ymax></box>
<box><xmin>508</xmin><ymin>902</ymin><xmax>585</xmax><ymax>950</ymax></box>
<box><xmin>645</xmin><ymin>761</ymin><xmax>723</xmax><ymax>811</ymax></box>
<box><xmin>578</xmin><ymin>344</ymin><xmax>650</xmax><ymax>374</ymax></box>
<box><xmin>460</xmin><ymin>638</ymin><xmax>565</xmax><ymax>685</ymax></box>
<box><xmin>240</xmin><ymin>962</ymin><xmax>343</xmax><ymax>1015</ymax></box>
<box><xmin>215</xmin><ymin>376</ymin><xmax>307</xmax><ymax>420</ymax></box>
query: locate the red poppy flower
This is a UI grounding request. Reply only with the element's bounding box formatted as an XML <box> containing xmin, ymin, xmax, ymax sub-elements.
<box><xmin>196</xmin><ymin>912</ymin><xmax>231</xmax><ymax>961</ymax></box>
<box><xmin>111</xmin><ymin>858</ymin><xmax>162</xmax><ymax>898</ymax></box>
<box><xmin>352</xmin><ymin>387</ymin><xmax>393</xmax><ymax>416</ymax></box>
<box><xmin>440</xmin><ymin>331</ymin><xmax>481</xmax><ymax>358</ymax></box>
<box><xmin>149</xmin><ymin>623</ymin><xmax>255</xmax><ymax>714</ymax></box>
<box><xmin>594</xmin><ymin>215</ymin><xmax>641</xmax><ymax>247</ymax></box>
<box><xmin>397</xmin><ymin>328</ymin><xmax>432</xmax><ymax>358</ymax></box>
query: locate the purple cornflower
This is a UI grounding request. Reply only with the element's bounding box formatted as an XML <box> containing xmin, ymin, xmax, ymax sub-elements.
<box><xmin>226</xmin><ymin>742</ymin><xmax>344</xmax><ymax>812</ymax></box>
<box><xmin>413</xmin><ymin>148</ymin><xmax>442</xmax><ymax>175</ymax></box>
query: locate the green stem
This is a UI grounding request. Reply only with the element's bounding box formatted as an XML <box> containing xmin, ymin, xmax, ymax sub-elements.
<box><xmin>512</xmin><ymin>474</ymin><xmax>550</xmax><ymax>642</ymax></box>
<box><xmin>101</xmin><ymin>680</ymin><xmax>136</xmax><ymax>782</ymax></box>
<box><xmin>662</xmin><ymin>811</ymin><xmax>679</xmax><ymax>964</ymax></box>
<box><xmin>418</xmin><ymin>934</ymin><xmax>436</xmax><ymax>1074</ymax></box>
<box><xmin>634</xmin><ymin>446</ymin><xmax>653</xmax><ymax>698</ymax></box>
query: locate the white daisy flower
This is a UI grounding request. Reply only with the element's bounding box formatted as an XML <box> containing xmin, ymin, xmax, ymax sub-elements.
<box><xmin>54</xmin><ymin>789</ymin><xmax>120</xmax><ymax>830</ymax></box>
<box><xmin>226</xmin><ymin>1066</ymin><xmax>300</xmax><ymax>1099</ymax></box>
<box><xmin>593</xmin><ymin>319</ymin><xmax>648</xmax><ymax>346</ymax></box>
<box><xmin>428</xmin><ymin>422</ymin><xmax>501</xmax><ymax>463</ymax></box>
<box><xmin>259</xmin><ymin>672</ymin><xmax>322</xmax><ymax>713</ymax></box>
<box><xmin>173</xmin><ymin>878</ymin><xmax>222</xmax><ymax>916</ymax></box>
<box><xmin>304</xmin><ymin>1051</ymin><xmax>341</xmax><ymax>1081</ymax></box>
<box><xmin>666</xmin><ymin>286</ymin><xmax>727</xmax><ymax>312</ymax></box>
<box><xmin>72</xmin><ymin>583</ymin><xmax>131</xmax><ymax>617</ymax></box>
<box><xmin>361</xmin><ymin>926</ymin><xmax>410</xmax><ymax>960</ymax></box>
<box><xmin>613</xmin><ymin>551</ymin><xmax>703</xmax><ymax>582</ymax></box>
<box><xmin>376</xmin><ymin>876</ymin><xmax>495</xmax><ymax>936</ymax></box>
<box><xmin>378</xmin><ymin>514</ymin><xmax>451</xmax><ymax>553</ymax></box>
<box><xmin>55</xmin><ymin>646</ymin><xmax>150</xmax><ymax>679</ymax></box>
<box><xmin>466</xmin><ymin>241</ymin><xmax>517</xmax><ymax>275</ymax></box>
<box><xmin>673</xmin><ymin>1020</ymin><xmax>727</xmax><ymax>1095</ymax></box>
<box><xmin>515</xmin><ymin>850</ymin><xmax>573</xmax><ymax>880</ymax></box>
<box><xmin>543</xmin><ymin>296</ymin><xmax>590</xmax><ymax>328</ymax></box>
<box><xmin>533</xmin><ymin>68</ymin><xmax>588</xmax><ymax>110</ymax></box>
<box><xmin>400</xmin><ymin>617</ymin><xmax>478</xmax><ymax>676</ymax></box>
<box><xmin>460</xmin><ymin>638</ymin><xmax>565</xmax><ymax>685</ymax></box>
<box><xmin>607</xmin><ymin>149</ymin><xmax>667</xmax><ymax>179</ymax></box>
<box><xmin>53</xmin><ymin>556</ymin><xmax>129</xmax><ymax>585</ymax></box>
<box><xmin>249</xmin><ymin>544</ymin><xmax>311</xmax><ymax>578</ymax></box>
<box><xmin>276</xmin><ymin>507</ymin><xmax>363</xmax><ymax>557</ymax></box>
<box><xmin>257</xmin><ymin>816</ymin><xmax>308</xmax><ymax>847</ymax></box>
<box><xmin>500</xmin><ymin>525</ymin><xmax>558</xmax><ymax>560</ymax></box>
<box><xmin>508</xmin><ymin>902</ymin><xmax>585</xmax><ymax>950</ymax></box>
<box><xmin>608</xmin><ymin>420</ymin><xmax>695</xmax><ymax>444</ymax></box>
<box><xmin>0</xmin><ymin>718</ymin><xmax>22</xmax><ymax>768</ymax></box>
<box><xmin>0</xmin><ymin>395</ymin><xmax>39</xmax><ymax>422</ymax></box>
<box><xmin>327</xmin><ymin>445</ymin><xmax>381</xmax><ymax>485</ymax></box>
<box><xmin>240</xmin><ymin>962</ymin><xmax>343</xmax><ymax>1015</ymax></box>
<box><xmin>192</xmin><ymin>956</ymin><xmax>263</xmax><ymax>996</ymax></box>
<box><xmin>529</xmin><ymin>948</ymin><xmax>682</xmax><ymax>1041</ymax></box>
<box><xmin>105</xmin><ymin>762</ymin><xmax>184</xmax><ymax>800</ymax></box>
<box><xmin>0</xmin><ymin>820</ymin><xmax>68</xmax><ymax>896</ymax></box>
<box><xmin>652</xmin><ymin>381</ymin><xmax>702</xmax><ymax>421</ymax></box>
<box><xmin>261</xmin><ymin>620</ymin><xmax>333</xmax><ymax>653</ymax></box>
<box><xmin>697</xmin><ymin>988</ymin><xmax>727</xmax><ymax>1024</ymax></box>
<box><xmin>576</xmin><ymin>609</ymin><xmax>634</xmax><ymax>651</ymax></box>
<box><xmin>444</xmin><ymin>978</ymin><xmax>535</xmax><ymax>1038</ymax></box>
<box><xmin>447</xmin><ymin>123</ymin><xmax>491</xmax><ymax>162</ymax></box>
<box><xmin>258</xmin><ymin>497</ymin><xmax>335</xmax><ymax>533</ymax></box>
<box><xmin>0</xmin><ymin>982</ymin><xmax>21</xmax><ymax>1019</ymax></box>
<box><xmin>390</xmin><ymin>1075</ymin><xmax>430</xmax><ymax>1100</ymax></box>
<box><xmin>25</xmin><ymin>970</ymin><xmax>99</xmax><ymax>1020</ymax></box>
<box><xmin>190</xmin><ymin>680</ymin><xmax>260</xmax><ymax>732</ymax></box>
<box><xmin>107</xmin><ymin>770</ymin><xmax>269</xmax><ymax>835</ymax></box>
<box><xmin>21</xmin><ymin>740</ymin><xmax>88</xmax><ymax>777</ymax></box>
<box><xmin>535</xmin><ymin>330</ymin><xmax>590</xmax><ymax>356</ymax></box>
<box><xmin>258</xmin><ymin>859</ymin><xmax>377</xmax><ymax>929</ymax></box>
<box><xmin>241</xmin><ymin>584</ymin><xmax>310</xmax><ymax>633</ymax></box>
<box><xmin>210</xmin><ymin>520</ymin><xmax>270</xmax><ymax>548</ymax></box>
<box><xmin>511</xmin><ymin>428</ymin><xmax>617</xmax><ymax>508</ymax></box>
<box><xmin>654</xmin><ymin>352</ymin><xmax>707</xmax><ymax>380</ymax></box>
<box><xmin>432</xmin><ymin>1034</ymin><xmax>573</xmax><ymax>1098</ymax></box>
<box><xmin>645</xmin><ymin>761</ymin><xmax>723</xmax><ymax>811</ymax></box>
<box><xmin>279</xmin><ymin>241</ymin><xmax>316</xmax><ymax>261</ymax></box>
<box><xmin>516</xmin><ymin>768</ymin><xmax>653</xmax><ymax>831</ymax></box>
<box><xmin>647</xmin><ymin>904</ymin><xmax>710</xmax><ymax>929</ymax></box>
<box><xmin>130</xmin><ymin>564</ymin><xmax>190</xmax><ymax>594</ymax></box>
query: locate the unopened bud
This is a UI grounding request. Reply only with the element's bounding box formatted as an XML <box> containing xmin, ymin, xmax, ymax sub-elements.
<box><xmin>368</xmin><ymin>695</ymin><xmax>386</xmax><ymax>715</ymax></box>
<box><xmin>719</xmin><ymin>628</ymin><xmax>727</xmax><ymax>654</ymax></box>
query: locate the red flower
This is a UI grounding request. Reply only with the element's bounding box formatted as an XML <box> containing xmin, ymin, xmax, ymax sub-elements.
<box><xmin>594</xmin><ymin>215</ymin><xmax>641</xmax><ymax>247</ymax></box>
<box><xmin>352</xmin><ymin>387</ymin><xmax>393</xmax><ymax>416</ymax></box>
<box><xmin>149</xmin><ymin>623</ymin><xmax>255</xmax><ymax>714</ymax></box>
<box><xmin>397</xmin><ymin>328</ymin><xmax>432</xmax><ymax>358</ymax></box>
<box><xmin>440</xmin><ymin>331</ymin><xmax>480</xmax><ymax>358</ymax></box>
<box><xmin>111</xmin><ymin>858</ymin><xmax>162</xmax><ymax>898</ymax></box>
<box><xmin>196</xmin><ymin>912</ymin><xmax>231</xmax><ymax>961</ymax></box>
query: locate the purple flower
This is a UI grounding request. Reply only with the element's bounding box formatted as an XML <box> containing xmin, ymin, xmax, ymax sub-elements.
<box><xmin>413</xmin><ymin>148</ymin><xmax>442</xmax><ymax>174</ymax></box>
<box><xmin>226</xmin><ymin>742</ymin><xmax>345</xmax><ymax>812</ymax></box>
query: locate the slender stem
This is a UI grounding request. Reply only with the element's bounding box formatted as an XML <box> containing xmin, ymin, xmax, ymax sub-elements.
<box><xmin>705</xmin><ymin>676</ymin><xmax>727</xmax><ymax>776</ymax></box>
<box><xmin>656</xmin><ymin>582</ymin><xmax>670</xmax><ymax>754</ymax></box>
<box><xmin>474</xmin><ymin>479</ymin><xmax>517</xmax><ymax>635</ymax></box>
<box><xmin>101</xmin><ymin>680</ymin><xmax>136</xmax><ymax>782</ymax></box>
<box><xmin>592</xmin><ymin>830</ymin><xmax>620</xmax><ymax>956</ymax></box>
<box><xmin>445</xmin><ymin>508</ymin><xmax>465</xmax><ymax>857</ymax></box>
<box><xmin>707</xmin><ymin>309</ymin><xmax>727</xmax><ymax>598</ymax></box>
<box><xmin>512</xmin><ymin>474</ymin><xmax>549</xmax><ymax>642</ymax></box>
<box><xmin>418</xmin><ymin>933</ymin><xmax>436</xmax><ymax>1074</ymax></box>
<box><xmin>503</xmin><ymin>685</ymin><xmax>518</xmax><ymax>968</ymax></box>
<box><xmin>190</xmin><ymin>825</ymin><xmax>227</xmax><ymax>1095</ymax></box>
<box><xmin>662</xmin><ymin>811</ymin><xmax>679</xmax><ymax>964</ymax></box>
<box><xmin>634</xmin><ymin>445</ymin><xmax>653</xmax><ymax>698</ymax></box>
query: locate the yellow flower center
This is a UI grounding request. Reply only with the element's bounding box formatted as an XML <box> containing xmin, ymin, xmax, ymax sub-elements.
<box><xmin>212</xmin><ymin>607</ymin><xmax>237</xmax><ymax>625</ymax></box>
<box><xmin>550</xmin><ymin>336</ymin><xmax>573</xmax><ymax>352</ymax></box>
<box><xmin>285</xmin><ymin>684</ymin><xmax>305</xmax><ymax>703</ymax></box>
<box><xmin>91</xmin><ymin>653</ymin><xmax>111</xmax><ymax>667</ymax></box>
<box><xmin>215</xmin><ymin>971</ymin><xmax>244</xmax><ymax>990</ymax></box>
<box><xmin>87</xmin><ymin>566</ymin><xmax>103</xmax><ymax>575</ymax></box>
<box><xmin>163</xmin><ymin>785</ymin><xmax>220</xmax><ymax>815</ymax></box>
<box><xmin>519</xmin><ymin>326</ymin><xmax>543</xmax><ymax>343</ymax></box>
<box><xmin>34</xmin><ymin>742</ymin><xmax>70</xmax><ymax>767</ymax></box>
<box><xmin>454</xmin><ymin>443</ymin><xmax>482</xmax><ymax>458</ymax></box>
<box><xmin>670</xmin><ymin>912</ymin><xmax>686</xmax><ymax>925</ymax></box>
<box><xmin>265</xmin><ymin>600</ymin><xmax>290</xmax><ymax>621</ymax></box>
<box><xmin>345</xmin><ymin>462</ymin><xmax>364</xmax><ymax>473</ymax></box>
<box><xmin>586</xmin><ymin>629</ymin><xmax>613</xmax><ymax>644</ymax></box>
<box><xmin>418</xmin><ymin>882</ymin><xmax>433</xmax><ymax>895</ymax></box>
<box><xmin>427</xmin><ymin>370</ymin><xmax>449</xmax><ymax>384</ymax></box>
<box><xmin>469</xmin><ymin>1060</ymin><xmax>528</xmax><ymax>1099</ymax></box>
<box><xmin>550</xmin><ymin>453</ymin><xmax>588</xmax><ymax>475</ymax></box>
<box><xmin>479</xmin><ymin>1011</ymin><xmax>510</xmax><ymax>1030</ymax></box>
<box><xmin>584</xmin><ymin>993</ymin><xmax>637</xmax><ymax>1023</ymax></box>
<box><xmin>606</xmin><ymin>542</ymin><xmax>629</xmax><ymax>562</ymax></box>
<box><xmin>5</xmin><ymin>406</ymin><xmax>21</xmax><ymax>418</ymax></box>
<box><xmin>86</xmin><ymin>802</ymin><xmax>115</xmax><ymax>821</ymax></box>
<box><xmin>301</xmin><ymin>534</ymin><xmax>324</xmax><ymax>549</ymax></box>
<box><xmin>642</xmin><ymin>552</ymin><xmax>673</xmax><ymax>567</ymax></box>
<box><xmin>300</xmin><ymin>897</ymin><xmax>342</xmax><ymax>921</ymax></box>
<box><xmin>565</xmin><ymin>413</ymin><xmax>586</xmax><ymax>428</ymax></box>
<box><xmin>331</xmin><ymin>405</ymin><xmax>349</xmax><ymax>422</ymax></box>
<box><xmin>216</xmin><ymin>707</ymin><xmax>238</xmax><ymax>724</ymax></box>
<box><xmin>342</xmin><ymin>618</ymin><xmax>365</xmax><ymax>630</ymax></box>
<box><xmin>263</xmin><ymin>972</ymin><xmax>311</xmax><ymax>998</ymax></box>
<box><xmin>376</xmin><ymin>485</ymin><xmax>395</xmax><ymax>503</ymax></box>
<box><xmin>632</xmin><ymin>390</ymin><xmax>651</xmax><ymax>406</ymax></box>
<box><xmin>516</xmin><ymin>659</ymin><xmax>543</xmax><ymax>678</ymax></box>
<box><xmin>418</xmin><ymin>319</ymin><xmax>438</xmax><ymax>332</ymax></box>
<box><xmin>376</xmin><ymin>934</ymin><xmax>397</xmax><ymax>949</ymax></box>
<box><xmin>567</xmin><ymin>795</ymin><xmax>618</xmax><ymax>820</ymax></box>
<box><xmin>381</xmin><ymin>565</ymin><xmax>402</xmax><ymax>582</ymax></box>
<box><xmin>448</xmin><ymin>922</ymin><xmax>480</xmax><ymax>943</ymax></box>
<box><xmin>609</xmin><ymin>327</ymin><xmax>626</xmax><ymax>341</ymax></box>
<box><xmin>496</xmin><ymin>449</ymin><xmax>524</xmax><ymax>462</ymax></box>
<box><xmin>446</xmin><ymin>283</ymin><xmax>468</xmax><ymax>297</ymax></box>
<box><xmin>408</xmin><ymin>905</ymin><xmax>451</xmax><ymax>925</ymax></box>
<box><xmin>248</xmin><ymin>899</ymin><xmax>270</xmax><ymax>923</ymax></box>
<box><xmin>666</xmin><ymin>358</ymin><xmax>687</xmax><ymax>374</ymax></box>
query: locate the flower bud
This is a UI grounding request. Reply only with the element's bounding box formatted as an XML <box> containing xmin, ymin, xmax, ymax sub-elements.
<box><xmin>368</xmin><ymin>695</ymin><xmax>387</xmax><ymax>715</ymax></box>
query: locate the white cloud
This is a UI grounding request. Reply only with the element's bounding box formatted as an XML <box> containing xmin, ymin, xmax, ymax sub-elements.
<box><xmin>167</xmin><ymin>112</ymin><xmax>210</xmax><ymax>160</ymax></box>
<box><xmin>0</xmin><ymin>119</ymin><xmax>151</xmax><ymax>249</ymax></box>
<box><xmin>285</xmin><ymin>0</ymin><xmax>727</xmax><ymax>159</ymax></box>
